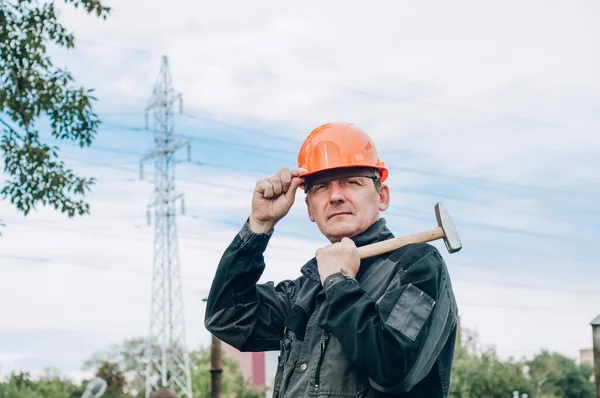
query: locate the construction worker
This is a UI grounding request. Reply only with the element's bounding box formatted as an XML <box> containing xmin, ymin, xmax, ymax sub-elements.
<box><xmin>204</xmin><ymin>123</ymin><xmax>458</xmax><ymax>397</ymax></box>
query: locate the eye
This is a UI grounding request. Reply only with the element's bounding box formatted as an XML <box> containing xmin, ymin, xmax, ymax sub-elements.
<box><xmin>343</xmin><ymin>178</ymin><xmax>360</xmax><ymax>186</ymax></box>
<box><xmin>313</xmin><ymin>183</ymin><xmax>327</xmax><ymax>192</ymax></box>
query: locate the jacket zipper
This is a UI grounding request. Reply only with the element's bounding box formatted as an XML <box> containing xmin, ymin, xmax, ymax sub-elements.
<box><xmin>314</xmin><ymin>332</ymin><xmax>331</xmax><ymax>389</ymax></box>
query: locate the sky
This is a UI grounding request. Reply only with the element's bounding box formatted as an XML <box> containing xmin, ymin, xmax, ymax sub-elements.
<box><xmin>1</xmin><ymin>0</ymin><xmax>599</xmax><ymax>385</ymax></box>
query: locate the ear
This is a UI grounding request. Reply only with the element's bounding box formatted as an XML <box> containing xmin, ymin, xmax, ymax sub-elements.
<box><xmin>378</xmin><ymin>184</ymin><xmax>390</xmax><ymax>211</ymax></box>
<box><xmin>305</xmin><ymin>196</ymin><xmax>315</xmax><ymax>222</ymax></box>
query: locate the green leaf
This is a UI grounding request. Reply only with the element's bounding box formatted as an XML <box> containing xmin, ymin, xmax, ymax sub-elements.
<box><xmin>0</xmin><ymin>0</ymin><xmax>110</xmax><ymax>224</ymax></box>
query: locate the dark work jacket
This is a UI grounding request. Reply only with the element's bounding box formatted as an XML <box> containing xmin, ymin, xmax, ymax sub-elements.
<box><xmin>204</xmin><ymin>218</ymin><xmax>459</xmax><ymax>397</ymax></box>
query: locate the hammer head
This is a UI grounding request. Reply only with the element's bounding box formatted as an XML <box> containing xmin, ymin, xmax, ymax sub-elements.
<box><xmin>434</xmin><ymin>202</ymin><xmax>462</xmax><ymax>253</ymax></box>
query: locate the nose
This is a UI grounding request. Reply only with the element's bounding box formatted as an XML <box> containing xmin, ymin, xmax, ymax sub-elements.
<box><xmin>328</xmin><ymin>181</ymin><xmax>346</xmax><ymax>203</ymax></box>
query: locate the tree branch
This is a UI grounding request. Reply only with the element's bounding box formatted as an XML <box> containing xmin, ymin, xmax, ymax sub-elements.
<box><xmin>0</xmin><ymin>117</ymin><xmax>20</xmax><ymax>138</ymax></box>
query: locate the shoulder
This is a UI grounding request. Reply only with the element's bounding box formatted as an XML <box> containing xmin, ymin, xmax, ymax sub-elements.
<box><xmin>390</xmin><ymin>243</ymin><xmax>449</xmax><ymax>297</ymax></box>
<box><xmin>393</xmin><ymin>242</ymin><xmax>445</xmax><ymax>270</ymax></box>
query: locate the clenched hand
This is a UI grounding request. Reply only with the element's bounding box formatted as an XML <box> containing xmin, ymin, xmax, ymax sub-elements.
<box><xmin>316</xmin><ymin>237</ymin><xmax>360</xmax><ymax>285</ymax></box>
<box><xmin>249</xmin><ymin>167</ymin><xmax>306</xmax><ymax>233</ymax></box>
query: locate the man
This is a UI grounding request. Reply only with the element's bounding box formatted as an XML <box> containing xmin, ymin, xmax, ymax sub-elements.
<box><xmin>204</xmin><ymin>123</ymin><xmax>458</xmax><ymax>397</ymax></box>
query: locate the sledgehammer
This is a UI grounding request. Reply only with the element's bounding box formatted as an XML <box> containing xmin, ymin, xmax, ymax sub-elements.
<box><xmin>357</xmin><ymin>202</ymin><xmax>462</xmax><ymax>259</ymax></box>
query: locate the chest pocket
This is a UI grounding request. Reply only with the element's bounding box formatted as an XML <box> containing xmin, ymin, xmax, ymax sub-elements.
<box><xmin>308</xmin><ymin>333</ymin><xmax>371</xmax><ymax>397</ymax></box>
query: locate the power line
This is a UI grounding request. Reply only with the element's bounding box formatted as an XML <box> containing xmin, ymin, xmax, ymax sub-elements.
<box><xmin>55</xmin><ymin>126</ymin><xmax>600</xmax><ymax>236</ymax></box>
<box><xmin>35</xmin><ymin>124</ymin><xmax>595</xmax><ymax>258</ymax></box>
<box><xmin>98</xmin><ymin>117</ymin><xmax>599</xmax><ymax>207</ymax></box>
<box><xmin>0</xmin><ymin>251</ymin><xmax>207</xmax><ymax>281</ymax></box>
<box><xmin>179</xmin><ymin>112</ymin><xmax>300</xmax><ymax>145</ymax></box>
<box><xmin>387</xmin><ymin>164</ymin><xmax>597</xmax><ymax>199</ymax></box>
<box><xmin>383</xmin><ymin>208</ymin><xmax>595</xmax><ymax>244</ymax></box>
<box><xmin>5</xmin><ymin>187</ymin><xmax>597</xmax><ymax>282</ymax></box>
<box><xmin>452</xmin><ymin>271</ymin><xmax>599</xmax><ymax>295</ymax></box>
<box><xmin>101</xmin><ymin>121</ymin><xmax>298</xmax><ymax>157</ymax></box>
<box><xmin>78</xmin><ymin>39</ymin><xmax>594</xmax><ymax>138</ymax></box>
<box><xmin>3</xmin><ymin>218</ymin><xmax>599</xmax><ymax>303</ymax></box>
<box><xmin>74</xmin><ymin>38</ymin><xmax>599</xmax><ymax>165</ymax></box>
<box><xmin>50</xmin><ymin>152</ymin><xmax>597</xmax><ymax>259</ymax></box>
<box><xmin>1</xmin><ymin>252</ymin><xmax>596</xmax><ymax>315</ymax></box>
<box><xmin>56</xmin><ymin>141</ymin><xmax>597</xmax><ymax>246</ymax></box>
<box><xmin>1</xmin><ymin>218</ymin><xmax>321</xmax><ymax>269</ymax></box>
<box><xmin>97</xmin><ymin>108</ymin><xmax>599</xmax><ymax>198</ymax></box>
<box><xmin>457</xmin><ymin>301</ymin><xmax>594</xmax><ymax>314</ymax></box>
<box><xmin>100</xmin><ymin>122</ymin><xmax>295</xmax><ymax>163</ymax></box>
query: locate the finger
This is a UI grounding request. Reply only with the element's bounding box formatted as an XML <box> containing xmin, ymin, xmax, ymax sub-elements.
<box><xmin>269</xmin><ymin>175</ymin><xmax>283</xmax><ymax>196</ymax></box>
<box><xmin>286</xmin><ymin>176</ymin><xmax>305</xmax><ymax>199</ymax></box>
<box><xmin>256</xmin><ymin>179</ymin><xmax>274</xmax><ymax>198</ymax></box>
<box><xmin>255</xmin><ymin>179</ymin><xmax>267</xmax><ymax>194</ymax></box>
<box><xmin>341</xmin><ymin>237</ymin><xmax>357</xmax><ymax>249</ymax></box>
<box><xmin>277</xmin><ymin>168</ymin><xmax>292</xmax><ymax>192</ymax></box>
<box><xmin>315</xmin><ymin>244</ymin><xmax>331</xmax><ymax>255</ymax></box>
<box><xmin>290</xmin><ymin>167</ymin><xmax>308</xmax><ymax>177</ymax></box>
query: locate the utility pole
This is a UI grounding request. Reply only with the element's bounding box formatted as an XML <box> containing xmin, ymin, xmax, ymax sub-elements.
<box><xmin>141</xmin><ymin>55</ymin><xmax>193</xmax><ymax>398</ymax></box>
<box><xmin>592</xmin><ymin>315</ymin><xmax>600</xmax><ymax>398</ymax></box>
<box><xmin>210</xmin><ymin>335</ymin><xmax>223</xmax><ymax>398</ymax></box>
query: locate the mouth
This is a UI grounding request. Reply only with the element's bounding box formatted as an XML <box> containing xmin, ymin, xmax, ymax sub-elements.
<box><xmin>328</xmin><ymin>212</ymin><xmax>352</xmax><ymax>219</ymax></box>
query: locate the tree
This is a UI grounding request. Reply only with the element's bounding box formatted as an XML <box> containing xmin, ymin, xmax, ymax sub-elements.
<box><xmin>0</xmin><ymin>0</ymin><xmax>110</xmax><ymax>227</ymax></box>
<box><xmin>0</xmin><ymin>370</ymin><xmax>83</xmax><ymax>398</ymax></box>
<box><xmin>527</xmin><ymin>350</ymin><xmax>563</xmax><ymax>397</ymax></box>
<box><xmin>448</xmin><ymin>329</ymin><xmax>594</xmax><ymax>398</ymax></box>
<box><xmin>449</xmin><ymin>329</ymin><xmax>532</xmax><ymax>398</ymax></box>
<box><xmin>188</xmin><ymin>346</ymin><xmax>264</xmax><ymax>398</ymax></box>
<box><xmin>95</xmin><ymin>361</ymin><xmax>130</xmax><ymax>398</ymax></box>
<box><xmin>83</xmin><ymin>337</ymin><xmax>150</xmax><ymax>397</ymax></box>
<box><xmin>84</xmin><ymin>337</ymin><xmax>264</xmax><ymax>398</ymax></box>
<box><xmin>527</xmin><ymin>350</ymin><xmax>595</xmax><ymax>398</ymax></box>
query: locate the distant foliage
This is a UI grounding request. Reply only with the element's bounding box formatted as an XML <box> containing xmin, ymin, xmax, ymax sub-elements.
<box><xmin>83</xmin><ymin>337</ymin><xmax>264</xmax><ymax>398</ymax></box>
<box><xmin>450</xmin><ymin>329</ymin><xmax>594</xmax><ymax>398</ymax></box>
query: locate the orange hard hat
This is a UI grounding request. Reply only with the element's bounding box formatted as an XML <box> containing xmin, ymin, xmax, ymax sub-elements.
<box><xmin>297</xmin><ymin>123</ymin><xmax>388</xmax><ymax>183</ymax></box>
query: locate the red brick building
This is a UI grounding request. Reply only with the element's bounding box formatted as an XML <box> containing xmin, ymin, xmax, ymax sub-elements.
<box><xmin>222</xmin><ymin>342</ymin><xmax>278</xmax><ymax>395</ymax></box>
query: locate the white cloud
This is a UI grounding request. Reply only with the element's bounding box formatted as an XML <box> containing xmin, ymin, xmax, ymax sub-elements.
<box><xmin>47</xmin><ymin>0</ymin><xmax>600</xmax><ymax>186</ymax></box>
<box><xmin>2</xmin><ymin>161</ymin><xmax>597</xmax><ymax>371</ymax></box>
<box><xmin>0</xmin><ymin>351</ymin><xmax>36</xmax><ymax>376</ymax></box>
<box><xmin>2</xmin><ymin>0</ymin><xmax>598</xmax><ymax>380</ymax></box>
<box><xmin>449</xmin><ymin>263</ymin><xmax>600</xmax><ymax>360</ymax></box>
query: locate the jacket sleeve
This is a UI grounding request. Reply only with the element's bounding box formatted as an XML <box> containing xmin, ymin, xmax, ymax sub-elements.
<box><xmin>204</xmin><ymin>221</ymin><xmax>300</xmax><ymax>352</ymax></box>
<box><xmin>318</xmin><ymin>243</ymin><xmax>458</xmax><ymax>393</ymax></box>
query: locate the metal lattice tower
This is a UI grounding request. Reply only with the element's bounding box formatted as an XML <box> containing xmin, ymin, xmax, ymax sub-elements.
<box><xmin>140</xmin><ymin>55</ymin><xmax>193</xmax><ymax>398</ymax></box>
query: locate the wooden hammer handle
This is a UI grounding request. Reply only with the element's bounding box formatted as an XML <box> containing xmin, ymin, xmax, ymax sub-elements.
<box><xmin>357</xmin><ymin>227</ymin><xmax>445</xmax><ymax>259</ymax></box>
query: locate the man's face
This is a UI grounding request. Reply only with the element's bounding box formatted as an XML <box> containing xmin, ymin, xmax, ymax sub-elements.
<box><xmin>304</xmin><ymin>169</ymin><xmax>390</xmax><ymax>243</ymax></box>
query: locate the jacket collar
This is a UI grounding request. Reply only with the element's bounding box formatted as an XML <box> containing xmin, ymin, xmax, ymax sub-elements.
<box><xmin>300</xmin><ymin>218</ymin><xmax>394</xmax><ymax>282</ymax></box>
<box><xmin>350</xmin><ymin>218</ymin><xmax>394</xmax><ymax>247</ymax></box>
